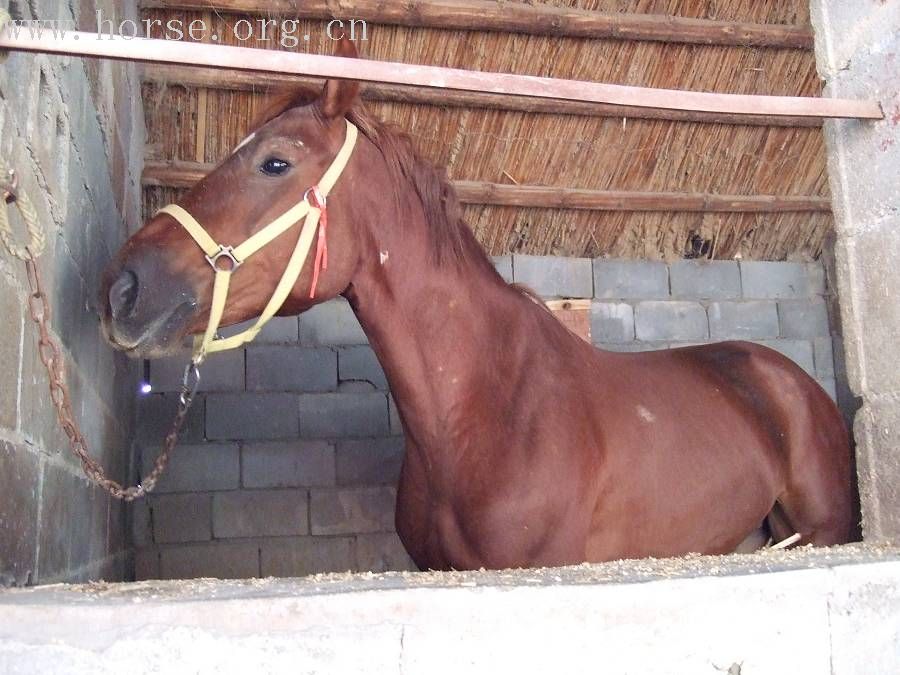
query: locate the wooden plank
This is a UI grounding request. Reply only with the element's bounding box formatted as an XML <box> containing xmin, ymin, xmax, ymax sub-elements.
<box><xmin>142</xmin><ymin>160</ymin><xmax>833</xmax><ymax>213</ymax></box>
<box><xmin>0</xmin><ymin>31</ymin><xmax>881</xmax><ymax>120</ymax></box>
<box><xmin>453</xmin><ymin>181</ymin><xmax>832</xmax><ymax>212</ymax></box>
<box><xmin>546</xmin><ymin>300</ymin><xmax>592</xmax><ymax>343</ymax></box>
<box><xmin>545</xmin><ymin>300</ymin><xmax>592</xmax><ymax>311</ymax></box>
<box><xmin>141</xmin><ymin>0</ymin><xmax>815</xmax><ymax>50</ymax></box>
<box><xmin>143</xmin><ymin>64</ymin><xmax>823</xmax><ymax>128</ymax></box>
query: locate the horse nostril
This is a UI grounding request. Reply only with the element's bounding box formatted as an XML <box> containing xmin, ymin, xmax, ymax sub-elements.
<box><xmin>109</xmin><ymin>270</ymin><xmax>139</xmax><ymax>320</ymax></box>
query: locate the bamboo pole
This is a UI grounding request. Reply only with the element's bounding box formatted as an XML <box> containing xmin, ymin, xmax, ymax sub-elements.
<box><xmin>0</xmin><ymin>30</ymin><xmax>881</xmax><ymax>120</ymax></box>
<box><xmin>143</xmin><ymin>64</ymin><xmax>824</xmax><ymax>128</ymax></box>
<box><xmin>143</xmin><ymin>160</ymin><xmax>832</xmax><ymax>213</ymax></box>
<box><xmin>141</xmin><ymin>0</ymin><xmax>815</xmax><ymax>50</ymax></box>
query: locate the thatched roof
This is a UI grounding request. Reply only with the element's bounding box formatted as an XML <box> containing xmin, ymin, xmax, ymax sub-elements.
<box><xmin>141</xmin><ymin>0</ymin><xmax>830</xmax><ymax>260</ymax></box>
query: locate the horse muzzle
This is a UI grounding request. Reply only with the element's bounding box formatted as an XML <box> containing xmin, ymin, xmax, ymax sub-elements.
<box><xmin>101</xmin><ymin>252</ymin><xmax>198</xmax><ymax>358</ymax></box>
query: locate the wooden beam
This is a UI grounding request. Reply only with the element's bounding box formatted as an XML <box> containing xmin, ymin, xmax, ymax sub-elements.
<box><xmin>142</xmin><ymin>160</ymin><xmax>832</xmax><ymax>213</ymax></box>
<box><xmin>453</xmin><ymin>181</ymin><xmax>831</xmax><ymax>212</ymax></box>
<box><xmin>0</xmin><ymin>31</ymin><xmax>880</xmax><ymax>120</ymax></box>
<box><xmin>143</xmin><ymin>64</ymin><xmax>823</xmax><ymax>128</ymax></box>
<box><xmin>141</xmin><ymin>0</ymin><xmax>815</xmax><ymax>50</ymax></box>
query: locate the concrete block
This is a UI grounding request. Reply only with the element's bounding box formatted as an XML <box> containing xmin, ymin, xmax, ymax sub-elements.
<box><xmin>36</xmin><ymin>463</ymin><xmax>83</xmax><ymax>582</ymax></box>
<box><xmin>242</xmin><ymin>441</ymin><xmax>336</xmax><ymax>489</ymax></box>
<box><xmin>140</xmin><ymin>443</ymin><xmax>240</xmax><ymax>494</ymax></box>
<box><xmin>817</xmin><ymin>378</ymin><xmax>838</xmax><ymax>402</ymax></box>
<box><xmin>335</xmin><ymin>438</ymin><xmax>405</xmax><ymax>486</ymax></box>
<box><xmin>206</xmin><ymin>393</ymin><xmax>299</xmax><ymax>441</ymax></box>
<box><xmin>213</xmin><ymin>490</ymin><xmax>309</xmax><ymax>538</ymax></box>
<box><xmin>149</xmin><ymin>493</ymin><xmax>212</xmax><ymax>544</ymax></box>
<box><xmin>512</xmin><ymin>255</ymin><xmax>593</xmax><ymax>299</ymax></box>
<box><xmin>829</xmin><ymin>561</ymin><xmax>900</xmax><ymax>675</ymax></box>
<box><xmin>855</xmin><ymin>398</ymin><xmax>900</xmax><ymax>542</ymax></box>
<box><xmin>298</xmin><ymin>393</ymin><xmax>389</xmax><ymax>439</ymax></box>
<box><xmin>753</xmin><ymin>340</ymin><xmax>815</xmax><ymax>376</ymax></box>
<box><xmin>131</xmin><ymin>499</ymin><xmax>153</xmax><ymax>548</ymax></box>
<box><xmin>24</xmin><ymin>56</ymin><xmax>69</xmax><ymax>210</ymax></box>
<box><xmin>806</xmin><ymin>263</ymin><xmax>827</xmax><ymax>296</ymax></box>
<box><xmin>0</xmin><ymin>442</ymin><xmax>40</xmax><ymax>587</ymax></box>
<box><xmin>337</xmin><ymin>381</ymin><xmax>376</xmax><ymax>393</ymax></box>
<box><xmin>149</xmin><ymin>350</ymin><xmax>245</xmax><ymax>393</ymax></box>
<box><xmin>708</xmin><ymin>301</ymin><xmax>779</xmax><ymax>340</ymax></box>
<box><xmin>220</xmin><ymin>316</ymin><xmax>299</xmax><ymax>343</ymax></box>
<box><xmin>247</xmin><ymin>347</ymin><xmax>337</xmax><ymax>393</ymax></box>
<box><xmin>589</xmin><ymin>302</ymin><xmax>634</xmax><ymax>344</ymax></box>
<box><xmin>670</xmin><ymin>260</ymin><xmax>742</xmax><ymax>299</ymax></box>
<box><xmin>634</xmin><ymin>301</ymin><xmax>708</xmax><ymax>342</ymax></box>
<box><xmin>310</xmin><ymin>487</ymin><xmax>396</xmax><ymax>535</ymax></box>
<box><xmin>598</xmin><ymin>342</ymin><xmax>667</xmax><ymax>353</ymax></box>
<box><xmin>159</xmin><ymin>542</ymin><xmax>260</xmax><ymax>580</ymax></box>
<box><xmin>593</xmin><ymin>259</ymin><xmax>669</xmax><ymax>300</ymax></box>
<box><xmin>260</xmin><ymin>537</ymin><xmax>355</xmax><ymax>577</ymax></box>
<box><xmin>492</xmin><ymin>255</ymin><xmax>513</xmax><ymax>283</ymax></box>
<box><xmin>133</xmin><ymin>548</ymin><xmax>160</xmax><ymax>581</ymax></box>
<box><xmin>299</xmin><ymin>299</ymin><xmax>367</xmax><ymax>346</ymax></box>
<box><xmin>355</xmin><ymin>532</ymin><xmax>417</xmax><ymax>573</ymax></box>
<box><xmin>813</xmin><ymin>336</ymin><xmax>836</xmax><ymax>379</ymax></box>
<box><xmin>778</xmin><ymin>299</ymin><xmax>830</xmax><ymax>339</ymax></box>
<box><xmin>0</xmin><ymin>277</ymin><xmax>22</xmax><ymax>432</ymax></box>
<box><xmin>338</xmin><ymin>346</ymin><xmax>388</xmax><ymax>390</ymax></box>
<box><xmin>18</xmin><ymin>304</ymin><xmax>62</xmax><ymax>453</ymax></box>
<box><xmin>835</xmin><ymin>223</ymin><xmax>900</xmax><ymax>396</ymax></box>
<box><xmin>136</xmin><ymin>393</ymin><xmax>205</xmax><ymax>445</ymax></box>
<box><xmin>52</xmin><ymin>245</ymin><xmax>99</xmax><ymax>379</ymax></box>
<box><xmin>740</xmin><ymin>261</ymin><xmax>825</xmax><ymax>299</ymax></box>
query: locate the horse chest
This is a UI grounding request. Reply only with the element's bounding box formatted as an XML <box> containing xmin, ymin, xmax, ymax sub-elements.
<box><xmin>395</xmin><ymin>448</ymin><xmax>583</xmax><ymax>570</ymax></box>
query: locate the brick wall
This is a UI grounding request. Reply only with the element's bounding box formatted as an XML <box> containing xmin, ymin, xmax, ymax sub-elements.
<box><xmin>0</xmin><ymin>0</ymin><xmax>143</xmax><ymax>586</ymax></box>
<box><xmin>134</xmin><ymin>255</ymin><xmax>838</xmax><ymax>580</ymax></box>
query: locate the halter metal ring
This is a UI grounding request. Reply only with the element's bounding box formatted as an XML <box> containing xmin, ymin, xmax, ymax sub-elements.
<box><xmin>205</xmin><ymin>244</ymin><xmax>243</xmax><ymax>272</ymax></box>
<box><xmin>180</xmin><ymin>361</ymin><xmax>201</xmax><ymax>407</ymax></box>
<box><xmin>304</xmin><ymin>186</ymin><xmax>326</xmax><ymax>210</ymax></box>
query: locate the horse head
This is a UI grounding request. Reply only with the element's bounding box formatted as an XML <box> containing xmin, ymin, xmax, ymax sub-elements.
<box><xmin>101</xmin><ymin>38</ymin><xmax>364</xmax><ymax>358</ymax></box>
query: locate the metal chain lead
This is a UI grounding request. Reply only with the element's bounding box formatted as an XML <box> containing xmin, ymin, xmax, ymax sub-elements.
<box><xmin>23</xmin><ymin>254</ymin><xmax>192</xmax><ymax>501</ymax></box>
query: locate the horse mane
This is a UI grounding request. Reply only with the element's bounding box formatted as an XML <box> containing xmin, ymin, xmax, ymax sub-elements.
<box><xmin>252</xmin><ymin>88</ymin><xmax>499</xmax><ymax>272</ymax></box>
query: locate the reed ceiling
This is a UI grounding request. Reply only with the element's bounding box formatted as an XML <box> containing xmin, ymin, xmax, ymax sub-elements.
<box><xmin>140</xmin><ymin>0</ymin><xmax>831</xmax><ymax>260</ymax></box>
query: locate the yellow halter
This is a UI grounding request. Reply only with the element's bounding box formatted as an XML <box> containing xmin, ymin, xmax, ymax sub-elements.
<box><xmin>157</xmin><ymin>120</ymin><xmax>358</xmax><ymax>368</ymax></box>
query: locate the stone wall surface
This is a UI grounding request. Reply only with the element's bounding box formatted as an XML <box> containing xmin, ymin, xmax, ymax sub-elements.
<box><xmin>0</xmin><ymin>0</ymin><xmax>143</xmax><ymax>585</ymax></box>
<box><xmin>811</xmin><ymin>0</ymin><xmax>900</xmax><ymax>543</ymax></box>
<box><xmin>133</xmin><ymin>256</ymin><xmax>838</xmax><ymax>580</ymax></box>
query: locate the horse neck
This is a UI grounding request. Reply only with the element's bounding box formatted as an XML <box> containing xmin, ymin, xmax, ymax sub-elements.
<box><xmin>343</xmin><ymin>186</ymin><xmax>521</xmax><ymax>451</ymax></box>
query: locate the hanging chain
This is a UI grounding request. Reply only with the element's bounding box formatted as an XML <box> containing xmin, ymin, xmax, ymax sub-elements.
<box><xmin>2</xmin><ymin>164</ymin><xmax>190</xmax><ymax>501</ymax></box>
<box><xmin>22</xmin><ymin>255</ymin><xmax>196</xmax><ymax>501</ymax></box>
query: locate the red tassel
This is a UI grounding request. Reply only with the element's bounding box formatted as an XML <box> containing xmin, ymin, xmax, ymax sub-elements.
<box><xmin>309</xmin><ymin>187</ymin><xmax>328</xmax><ymax>299</ymax></box>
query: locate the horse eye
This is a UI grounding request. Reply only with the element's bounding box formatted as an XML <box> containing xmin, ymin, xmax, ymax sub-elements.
<box><xmin>260</xmin><ymin>158</ymin><xmax>292</xmax><ymax>176</ymax></box>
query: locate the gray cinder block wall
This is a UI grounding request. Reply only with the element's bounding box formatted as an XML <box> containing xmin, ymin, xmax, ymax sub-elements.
<box><xmin>0</xmin><ymin>0</ymin><xmax>144</xmax><ymax>585</ymax></box>
<box><xmin>133</xmin><ymin>256</ymin><xmax>838</xmax><ymax>581</ymax></box>
<box><xmin>811</xmin><ymin>1</ymin><xmax>900</xmax><ymax>543</ymax></box>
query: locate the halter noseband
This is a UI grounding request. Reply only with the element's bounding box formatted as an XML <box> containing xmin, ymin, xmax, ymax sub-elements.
<box><xmin>157</xmin><ymin>119</ymin><xmax>358</xmax><ymax>366</ymax></box>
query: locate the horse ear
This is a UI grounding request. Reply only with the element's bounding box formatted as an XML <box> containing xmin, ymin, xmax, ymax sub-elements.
<box><xmin>319</xmin><ymin>36</ymin><xmax>361</xmax><ymax>120</ymax></box>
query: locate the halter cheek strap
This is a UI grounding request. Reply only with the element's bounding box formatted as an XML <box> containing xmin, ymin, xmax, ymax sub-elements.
<box><xmin>157</xmin><ymin>119</ymin><xmax>358</xmax><ymax>366</ymax></box>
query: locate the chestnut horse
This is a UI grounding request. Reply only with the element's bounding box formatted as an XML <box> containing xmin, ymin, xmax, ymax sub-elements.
<box><xmin>102</xmin><ymin>42</ymin><xmax>853</xmax><ymax>571</ymax></box>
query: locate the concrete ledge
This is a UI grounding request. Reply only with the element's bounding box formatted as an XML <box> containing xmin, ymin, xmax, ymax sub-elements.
<box><xmin>0</xmin><ymin>546</ymin><xmax>897</xmax><ymax>674</ymax></box>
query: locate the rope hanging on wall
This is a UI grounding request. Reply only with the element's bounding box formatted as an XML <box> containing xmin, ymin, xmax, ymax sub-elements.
<box><xmin>0</xmin><ymin>170</ymin><xmax>45</xmax><ymax>260</ymax></box>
